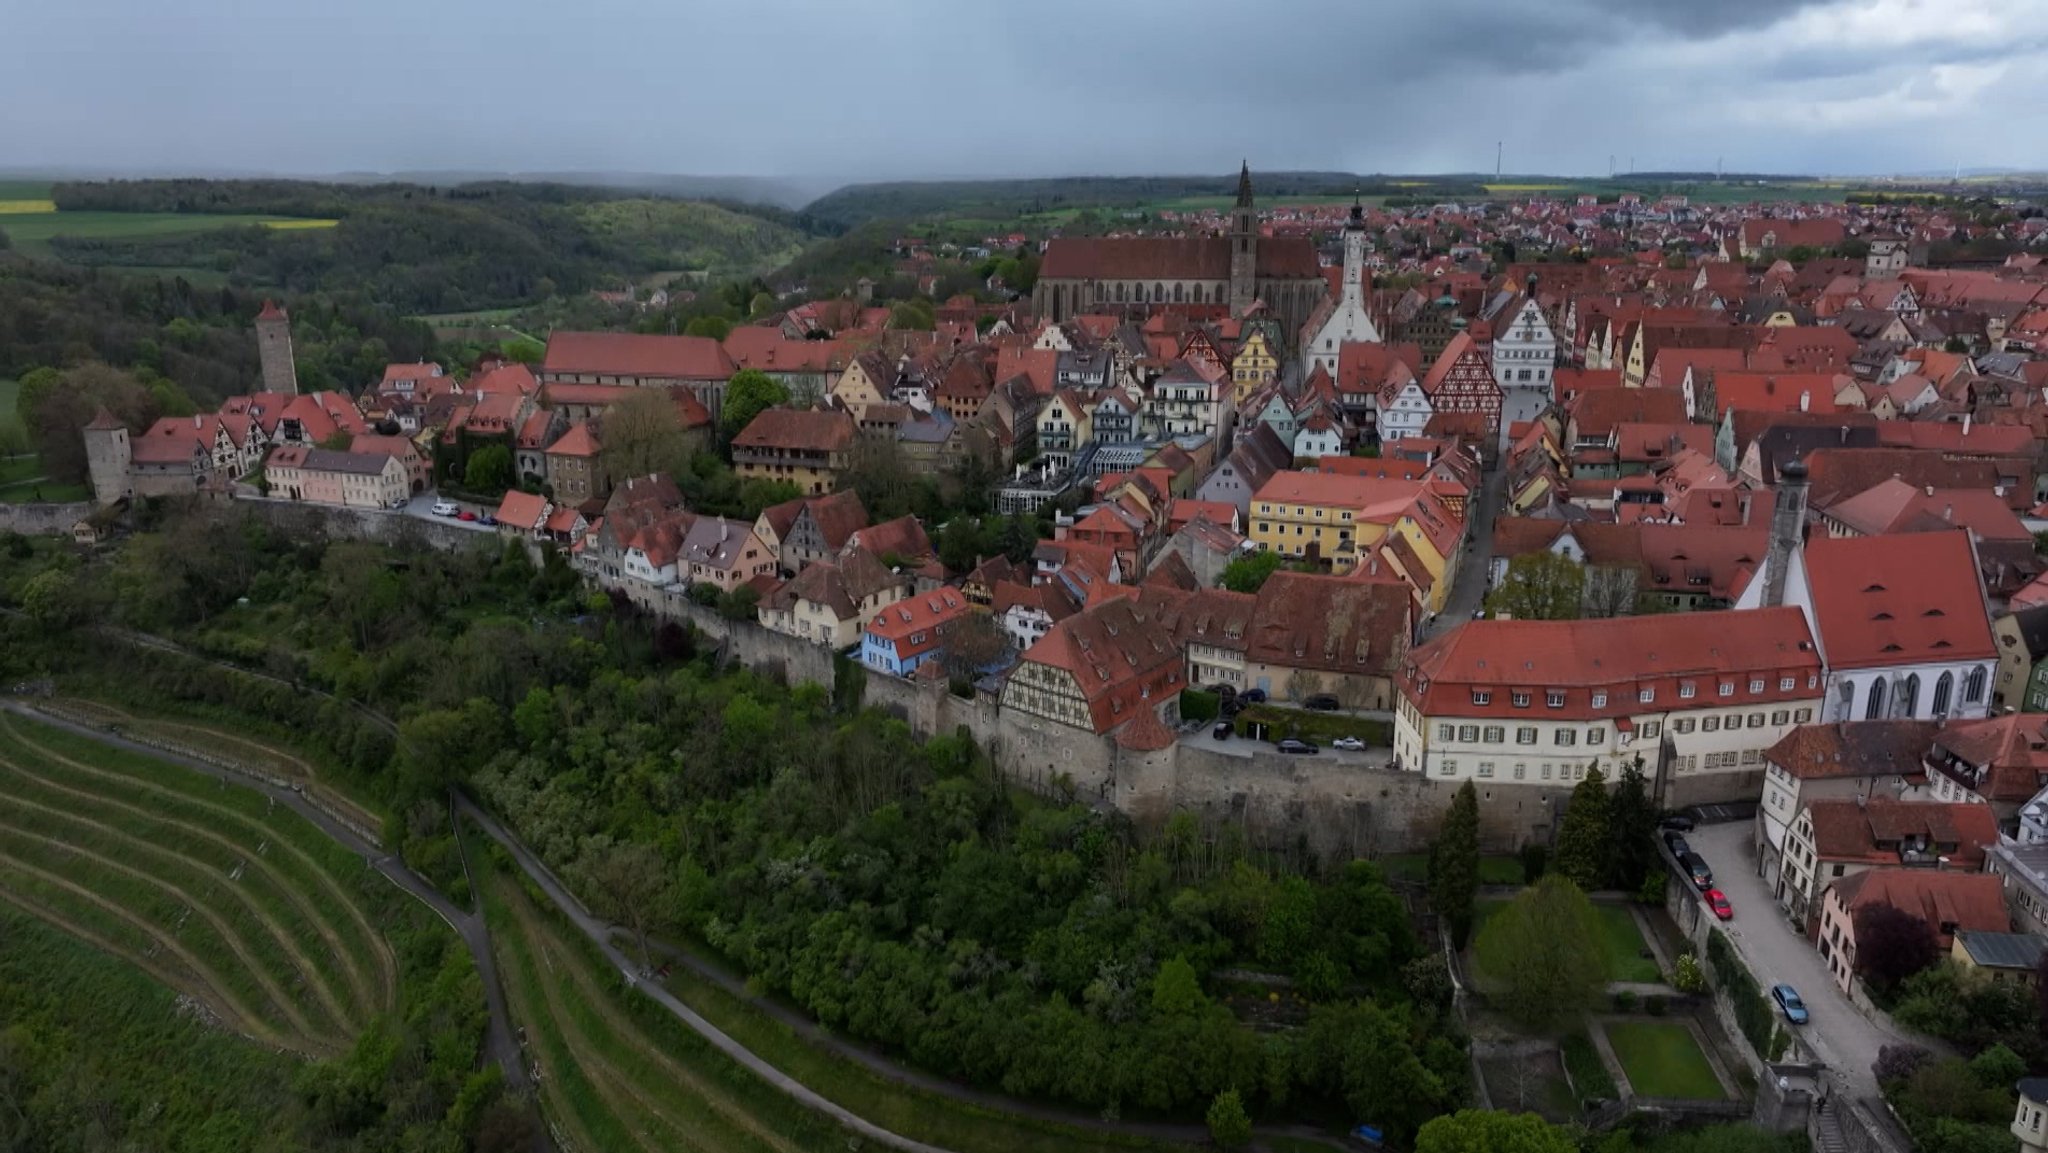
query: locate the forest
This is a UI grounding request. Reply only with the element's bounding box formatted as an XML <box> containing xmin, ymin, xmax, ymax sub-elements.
<box><xmin>0</xmin><ymin>511</ymin><xmax>1470</xmax><ymax>1142</ymax></box>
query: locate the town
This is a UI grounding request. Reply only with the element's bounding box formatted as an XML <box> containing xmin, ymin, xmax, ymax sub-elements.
<box><xmin>15</xmin><ymin>163</ymin><xmax>2048</xmax><ymax>1153</ymax></box>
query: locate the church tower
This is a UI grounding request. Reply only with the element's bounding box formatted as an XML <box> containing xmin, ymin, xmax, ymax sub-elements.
<box><xmin>1341</xmin><ymin>195</ymin><xmax>1367</xmax><ymax>308</ymax></box>
<box><xmin>1228</xmin><ymin>161</ymin><xmax>1257</xmax><ymax>317</ymax></box>
<box><xmin>254</xmin><ymin>300</ymin><xmax>298</xmax><ymax>396</ymax></box>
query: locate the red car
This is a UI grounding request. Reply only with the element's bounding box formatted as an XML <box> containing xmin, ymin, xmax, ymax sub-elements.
<box><xmin>1705</xmin><ymin>889</ymin><xmax>1733</xmax><ymax>920</ymax></box>
<box><xmin>457</xmin><ymin>510</ymin><xmax>477</xmax><ymax>522</ymax></box>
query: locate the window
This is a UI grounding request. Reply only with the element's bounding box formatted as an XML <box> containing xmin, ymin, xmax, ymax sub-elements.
<box><xmin>1438</xmin><ymin>724</ymin><xmax>1455</xmax><ymax>741</ymax></box>
<box><xmin>1639</xmin><ymin>687</ymin><xmax>1655</xmax><ymax>704</ymax></box>
<box><xmin>1741</xmin><ymin>749</ymin><xmax>1762</xmax><ymax>765</ymax></box>
<box><xmin>1547</xmin><ymin>690</ymin><xmax>1566</xmax><ymax>708</ymax></box>
<box><xmin>1478</xmin><ymin>762</ymin><xmax>1495</xmax><ymax>778</ymax></box>
<box><xmin>1966</xmin><ymin>666</ymin><xmax>1987</xmax><ymax>704</ymax></box>
<box><xmin>1866</xmin><ymin>678</ymin><xmax>1888</xmax><ymax>720</ymax></box>
<box><xmin>1934</xmin><ymin>671</ymin><xmax>1954</xmax><ymax>715</ymax></box>
<box><xmin>1795</xmin><ymin>708</ymin><xmax>1812</xmax><ymax>723</ymax></box>
<box><xmin>1512</xmin><ymin>691</ymin><xmax>1532</xmax><ymax>707</ymax></box>
<box><xmin>1513</xmin><ymin>763</ymin><xmax>1527</xmax><ymax>779</ymax></box>
<box><xmin>1517</xmin><ymin>727</ymin><xmax>1538</xmax><ymax>745</ymax></box>
<box><xmin>1439</xmin><ymin>759</ymin><xmax>1457</xmax><ymax>776</ymax></box>
<box><xmin>1681</xmin><ymin>682</ymin><xmax>1698</xmax><ymax>700</ymax></box>
<box><xmin>1459</xmin><ymin>724</ymin><xmax>1480</xmax><ymax>742</ymax></box>
<box><xmin>1773</xmin><ymin>710</ymin><xmax>1789</xmax><ymax>725</ymax></box>
<box><xmin>1831</xmin><ymin>864</ymin><xmax>1845</xmax><ymax>878</ymax></box>
<box><xmin>1675</xmin><ymin>718</ymin><xmax>1696</xmax><ymax>733</ymax></box>
<box><xmin>1750</xmin><ymin>679</ymin><xmax>1765</xmax><ymax>693</ymax></box>
<box><xmin>1589</xmin><ymin>727</ymin><xmax>1606</xmax><ymax>745</ymax></box>
<box><xmin>1902</xmin><ymin>674</ymin><xmax>1921</xmax><ymax>717</ymax></box>
<box><xmin>1703</xmin><ymin>716</ymin><xmax>1721</xmax><ymax>732</ymax></box>
<box><xmin>1780</xmin><ymin>676</ymin><xmax>1795</xmax><ymax>691</ymax></box>
<box><xmin>1592</xmin><ymin>691</ymin><xmax>1608</xmax><ymax>708</ymax></box>
<box><xmin>1483</xmin><ymin>725</ymin><xmax>1504</xmax><ymax>743</ymax></box>
<box><xmin>1471</xmin><ymin>690</ymin><xmax>1491</xmax><ymax>706</ymax></box>
<box><xmin>1720</xmin><ymin>681</ymin><xmax>1735</xmax><ymax>697</ymax></box>
<box><xmin>1749</xmin><ymin>712</ymin><xmax>1765</xmax><ymax>727</ymax></box>
<box><xmin>1808</xmin><ymin>673</ymin><xmax>1819</xmax><ymax>689</ymax></box>
<box><xmin>1642</xmin><ymin>721</ymin><xmax>1662</xmax><ymax>738</ymax></box>
<box><xmin>1554</xmin><ymin>730</ymin><xmax>1577</xmax><ymax>746</ymax></box>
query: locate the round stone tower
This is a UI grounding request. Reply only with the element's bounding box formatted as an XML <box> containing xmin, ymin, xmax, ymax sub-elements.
<box><xmin>81</xmin><ymin>406</ymin><xmax>131</xmax><ymax>505</ymax></box>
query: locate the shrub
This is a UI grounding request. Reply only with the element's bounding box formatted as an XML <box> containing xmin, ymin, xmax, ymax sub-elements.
<box><xmin>1645</xmin><ymin>995</ymin><xmax>1668</xmax><ymax>1017</ymax></box>
<box><xmin>1179</xmin><ymin>689</ymin><xmax>1219</xmax><ymax>723</ymax></box>
<box><xmin>1636</xmin><ymin>868</ymin><xmax>1668</xmax><ymax>905</ymax></box>
<box><xmin>1561</xmin><ymin>1031</ymin><xmax>1619</xmax><ymax>1102</ymax></box>
<box><xmin>1671</xmin><ymin>953</ymin><xmax>1708</xmax><ymax>994</ymax></box>
<box><xmin>1873</xmin><ymin>1043</ymin><xmax>1934</xmax><ymax>1089</ymax></box>
<box><xmin>1612</xmin><ymin>990</ymin><xmax>1639</xmax><ymax>1013</ymax></box>
<box><xmin>1705</xmin><ymin>929</ymin><xmax>1779</xmax><ymax>1058</ymax></box>
<box><xmin>1520</xmin><ymin>843</ymin><xmax>1549</xmax><ymax>883</ymax></box>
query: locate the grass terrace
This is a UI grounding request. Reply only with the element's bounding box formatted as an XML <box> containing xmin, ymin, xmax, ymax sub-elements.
<box><xmin>1473</xmin><ymin>899</ymin><xmax>1661</xmax><ymax>984</ymax></box>
<box><xmin>1603</xmin><ymin>1021</ymin><xmax>1725</xmax><ymax>1100</ymax></box>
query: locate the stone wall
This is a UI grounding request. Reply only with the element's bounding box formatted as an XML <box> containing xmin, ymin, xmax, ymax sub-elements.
<box><xmin>238</xmin><ymin>499</ymin><xmax>510</xmax><ymax>555</ymax></box>
<box><xmin>0</xmin><ymin>502</ymin><xmax>94</xmax><ymax>536</ymax></box>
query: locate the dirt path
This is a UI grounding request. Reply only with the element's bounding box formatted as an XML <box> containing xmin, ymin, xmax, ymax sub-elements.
<box><xmin>0</xmin><ymin>810</ymin><xmax>334</xmax><ymax>1045</ymax></box>
<box><xmin>506</xmin><ymin>884</ymin><xmax>800</xmax><ymax>1153</ymax></box>
<box><xmin>0</xmin><ymin>770</ymin><xmax>364</xmax><ymax>1031</ymax></box>
<box><xmin>0</xmin><ymin>749</ymin><xmax>390</xmax><ymax>1014</ymax></box>
<box><xmin>0</xmin><ymin>845</ymin><xmax>310</xmax><ymax>1054</ymax></box>
<box><xmin>0</xmin><ymin>713</ymin><xmax>400</xmax><ymax>1003</ymax></box>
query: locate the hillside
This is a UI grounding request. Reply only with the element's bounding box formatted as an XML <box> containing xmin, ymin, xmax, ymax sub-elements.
<box><xmin>573</xmin><ymin>197</ymin><xmax>808</xmax><ymax>277</ymax></box>
<box><xmin>802</xmin><ymin>171</ymin><xmax>1491</xmax><ymax>227</ymax></box>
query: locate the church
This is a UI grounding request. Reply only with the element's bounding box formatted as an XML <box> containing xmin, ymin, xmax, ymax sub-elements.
<box><xmin>1032</xmin><ymin>165</ymin><xmax>1327</xmax><ymax>334</ymax></box>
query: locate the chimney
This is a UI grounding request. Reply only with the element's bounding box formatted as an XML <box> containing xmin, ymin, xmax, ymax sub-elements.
<box><xmin>1963</xmin><ymin>413</ymin><xmax>1973</xmax><ymax>435</ymax></box>
<box><xmin>1762</xmin><ymin>457</ymin><xmax>1809</xmax><ymax>608</ymax></box>
<box><xmin>1799</xmin><ymin>390</ymin><xmax>1810</xmax><ymax>412</ymax></box>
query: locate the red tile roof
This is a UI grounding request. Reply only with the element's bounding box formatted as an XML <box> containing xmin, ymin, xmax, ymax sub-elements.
<box><xmin>1803</xmin><ymin>798</ymin><xmax>1996</xmax><ymax>870</ymax></box>
<box><xmin>543</xmin><ymin>332</ymin><xmax>735</xmax><ymax>381</ymax></box>
<box><xmin>1039</xmin><ymin>236</ymin><xmax>1320</xmax><ymax>281</ymax></box>
<box><xmin>1799</xmin><ymin>531</ymin><xmax>1995</xmax><ymax>670</ymax></box>
<box><xmin>1829</xmin><ymin>868</ymin><xmax>2007</xmax><ymax>947</ymax></box>
<box><xmin>1766</xmin><ymin>721</ymin><xmax>1939</xmax><ymax>780</ymax></box>
<box><xmin>1401</xmin><ymin>606</ymin><xmax>1819</xmax><ymax>720</ymax></box>
<box><xmin>733</xmin><ymin>408</ymin><xmax>855</xmax><ymax>454</ymax></box>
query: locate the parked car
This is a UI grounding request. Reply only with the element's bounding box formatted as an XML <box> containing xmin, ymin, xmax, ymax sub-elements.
<box><xmin>1659</xmin><ymin>814</ymin><xmax>1697</xmax><ymax>832</ymax></box>
<box><xmin>457</xmin><ymin>510</ymin><xmax>477</xmax><ymax>522</ymax></box>
<box><xmin>1704</xmin><ymin>889</ymin><xmax>1733</xmax><ymax>920</ymax></box>
<box><xmin>1772</xmin><ymin>983</ymin><xmax>1809</xmax><ymax>1025</ymax></box>
<box><xmin>1276</xmin><ymin>738</ymin><xmax>1319</xmax><ymax>755</ymax></box>
<box><xmin>1211</xmin><ymin>684</ymin><xmax>1237</xmax><ymax>699</ymax></box>
<box><xmin>1679</xmin><ymin>852</ymin><xmax>1713</xmax><ymax>890</ymax></box>
<box><xmin>480</xmin><ymin>513</ymin><xmax>498</xmax><ymax>526</ymax></box>
<box><xmin>1303</xmin><ymin>694</ymin><xmax>1341</xmax><ymax>712</ymax></box>
<box><xmin>1663</xmin><ymin>832</ymin><xmax>1691</xmax><ymax>857</ymax></box>
<box><xmin>431</xmin><ymin>500</ymin><xmax>458</xmax><ymax>517</ymax></box>
<box><xmin>1212</xmin><ymin>722</ymin><xmax>1234</xmax><ymax>741</ymax></box>
<box><xmin>1241</xmin><ymin>688</ymin><xmax>1268</xmax><ymax>704</ymax></box>
<box><xmin>1219</xmin><ymin>698</ymin><xmax>1244</xmax><ymax>719</ymax></box>
<box><xmin>1332</xmin><ymin>736</ymin><xmax>1366</xmax><ymax>751</ymax></box>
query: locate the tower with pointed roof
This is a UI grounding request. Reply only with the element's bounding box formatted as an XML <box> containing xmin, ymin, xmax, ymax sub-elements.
<box><xmin>254</xmin><ymin>300</ymin><xmax>298</xmax><ymax>397</ymax></box>
<box><xmin>82</xmin><ymin>407</ymin><xmax>131</xmax><ymax>505</ymax></box>
<box><xmin>1304</xmin><ymin>193</ymin><xmax>1383</xmax><ymax>382</ymax></box>
<box><xmin>1228</xmin><ymin>161</ymin><xmax>1257</xmax><ymax>317</ymax></box>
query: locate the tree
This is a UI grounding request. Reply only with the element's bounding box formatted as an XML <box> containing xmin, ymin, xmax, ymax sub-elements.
<box><xmin>683</xmin><ymin>315</ymin><xmax>733</xmax><ymax>340</ymax></box>
<box><xmin>463</xmin><ymin>443</ymin><xmax>514</xmax><ymax>494</ymax></box>
<box><xmin>1205</xmin><ymin>1089</ymin><xmax>1251</xmax><ymax>1150</ymax></box>
<box><xmin>503</xmin><ymin>336</ymin><xmax>546</xmax><ymax>364</ymax></box>
<box><xmin>21</xmin><ymin>363</ymin><xmax>160</xmax><ymax>485</ymax></box>
<box><xmin>1854</xmin><ymin>904</ymin><xmax>1941</xmax><ymax>992</ymax></box>
<box><xmin>1473</xmin><ymin>875</ymin><xmax>1607</xmax><ymax>1033</ymax></box>
<box><xmin>1153</xmin><ymin>956</ymin><xmax>1208</xmax><ymax>1016</ymax></box>
<box><xmin>889</xmin><ymin>298</ymin><xmax>936</xmax><ymax>331</ymax></box>
<box><xmin>1583</xmin><ymin>565</ymin><xmax>1639</xmax><ymax>619</ymax></box>
<box><xmin>575</xmin><ymin>841</ymin><xmax>669</xmax><ymax>974</ymax></box>
<box><xmin>1606</xmin><ymin>760</ymin><xmax>1657</xmax><ymax>891</ymax></box>
<box><xmin>1430</xmin><ymin>782</ymin><xmax>1480</xmax><ymax>947</ymax></box>
<box><xmin>1219</xmin><ymin>550</ymin><xmax>1282</xmax><ymax>593</ymax></box>
<box><xmin>1486</xmin><ymin>552</ymin><xmax>1584</xmax><ymax>621</ymax></box>
<box><xmin>600</xmin><ymin>388</ymin><xmax>695</xmax><ymax>482</ymax></box>
<box><xmin>720</xmin><ymin>368</ymin><xmax>790</xmax><ymax>441</ymax></box>
<box><xmin>938</xmin><ymin>612</ymin><xmax>1013</xmax><ymax>685</ymax></box>
<box><xmin>1416</xmin><ymin>1110</ymin><xmax>1576</xmax><ymax>1153</ymax></box>
<box><xmin>1553</xmin><ymin>765</ymin><xmax>1611</xmax><ymax>890</ymax></box>
<box><xmin>317</xmin><ymin>430</ymin><xmax>354</xmax><ymax>451</ymax></box>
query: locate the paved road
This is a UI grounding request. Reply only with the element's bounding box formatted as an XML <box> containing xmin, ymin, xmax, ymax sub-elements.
<box><xmin>1185</xmin><ymin>729</ymin><xmax>1394</xmax><ymax>766</ymax></box>
<box><xmin>0</xmin><ymin>702</ymin><xmax>531</xmax><ymax>1102</ymax></box>
<box><xmin>1427</xmin><ymin>464</ymin><xmax>1508</xmax><ymax>640</ymax></box>
<box><xmin>1689</xmin><ymin>820</ymin><xmax>1911</xmax><ymax>1099</ymax></box>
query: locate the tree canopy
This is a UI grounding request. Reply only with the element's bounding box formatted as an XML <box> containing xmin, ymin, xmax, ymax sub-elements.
<box><xmin>1219</xmin><ymin>550</ymin><xmax>1282</xmax><ymax>593</ymax></box>
<box><xmin>1430</xmin><ymin>782</ymin><xmax>1479</xmax><ymax>947</ymax></box>
<box><xmin>1473</xmin><ymin>875</ymin><xmax>1607</xmax><ymax>1033</ymax></box>
<box><xmin>1486</xmin><ymin>552</ymin><xmax>1584</xmax><ymax>621</ymax></box>
<box><xmin>720</xmin><ymin>368</ymin><xmax>790</xmax><ymax>441</ymax></box>
<box><xmin>1554</xmin><ymin>765</ymin><xmax>1612</xmax><ymax>891</ymax></box>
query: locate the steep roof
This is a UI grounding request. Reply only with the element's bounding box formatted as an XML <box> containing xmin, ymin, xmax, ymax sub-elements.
<box><xmin>1800</xmin><ymin>531</ymin><xmax>1995</xmax><ymax>669</ymax></box>
<box><xmin>1016</xmin><ymin>591</ymin><xmax>1190</xmax><ymax>733</ymax></box>
<box><xmin>1802</xmin><ymin>798</ymin><xmax>1997</xmax><ymax>869</ymax></box>
<box><xmin>1765</xmin><ymin>721</ymin><xmax>1939</xmax><ymax>781</ymax></box>
<box><xmin>733</xmin><ymin>408</ymin><xmax>855</xmax><ymax>454</ymax></box>
<box><xmin>1244</xmin><ymin>573</ymin><xmax>1410</xmax><ymax>675</ymax></box>
<box><xmin>1039</xmin><ymin>236</ymin><xmax>1320</xmax><ymax>281</ymax></box>
<box><xmin>542</xmin><ymin>331</ymin><xmax>735</xmax><ymax>380</ymax></box>
<box><xmin>1829</xmin><ymin>868</ymin><xmax>2007</xmax><ymax>944</ymax></box>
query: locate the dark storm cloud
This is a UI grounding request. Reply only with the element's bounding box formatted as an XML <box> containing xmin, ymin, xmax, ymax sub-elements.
<box><xmin>0</xmin><ymin>0</ymin><xmax>2040</xmax><ymax>186</ymax></box>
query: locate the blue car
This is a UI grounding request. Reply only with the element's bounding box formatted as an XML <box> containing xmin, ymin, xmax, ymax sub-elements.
<box><xmin>1772</xmin><ymin>983</ymin><xmax>1809</xmax><ymax>1024</ymax></box>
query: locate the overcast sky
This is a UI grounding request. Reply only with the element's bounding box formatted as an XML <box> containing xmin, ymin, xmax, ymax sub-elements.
<box><xmin>6</xmin><ymin>0</ymin><xmax>2044</xmax><ymax>196</ymax></box>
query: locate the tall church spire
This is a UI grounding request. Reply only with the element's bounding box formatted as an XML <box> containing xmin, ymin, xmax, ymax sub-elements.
<box><xmin>1235</xmin><ymin>160</ymin><xmax>1253</xmax><ymax>208</ymax></box>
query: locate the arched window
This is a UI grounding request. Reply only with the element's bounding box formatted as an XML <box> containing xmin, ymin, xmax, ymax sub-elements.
<box><xmin>1865</xmin><ymin>678</ymin><xmax>1887</xmax><ymax>720</ymax></box>
<box><xmin>1155</xmin><ymin>283</ymin><xmax>1165</xmax><ymax>302</ymax></box>
<box><xmin>1901</xmin><ymin>674</ymin><xmax>1920</xmax><ymax>718</ymax></box>
<box><xmin>1933</xmin><ymin>671</ymin><xmax>1954</xmax><ymax>716</ymax></box>
<box><xmin>1135</xmin><ymin>283</ymin><xmax>1146</xmax><ymax>303</ymax></box>
<box><xmin>1174</xmin><ymin>283</ymin><xmax>1184</xmax><ymax>304</ymax></box>
<box><xmin>1966</xmin><ymin>666</ymin><xmax>1987</xmax><ymax>704</ymax></box>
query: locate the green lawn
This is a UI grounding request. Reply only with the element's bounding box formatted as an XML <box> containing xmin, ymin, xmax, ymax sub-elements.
<box><xmin>1602</xmin><ymin>1021</ymin><xmax>1724</xmax><ymax>1100</ymax></box>
<box><xmin>0</xmin><ymin>477</ymin><xmax>87</xmax><ymax>504</ymax></box>
<box><xmin>1593</xmin><ymin>904</ymin><xmax>1661</xmax><ymax>983</ymax></box>
<box><xmin>1</xmin><ymin>210</ymin><xmax>335</xmax><ymax>258</ymax></box>
<box><xmin>1378</xmin><ymin>853</ymin><xmax>1522</xmax><ymax>886</ymax></box>
<box><xmin>1560</xmin><ymin>1031</ymin><xmax>1619</xmax><ymax>1100</ymax></box>
<box><xmin>0</xmin><ymin>377</ymin><xmax>19</xmax><ymax>414</ymax></box>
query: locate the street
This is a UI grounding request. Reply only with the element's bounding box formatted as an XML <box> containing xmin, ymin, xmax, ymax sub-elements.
<box><xmin>1426</xmin><ymin>464</ymin><xmax>1508</xmax><ymax>640</ymax></box>
<box><xmin>1180</xmin><ymin>726</ymin><xmax>1394</xmax><ymax>766</ymax></box>
<box><xmin>1688</xmin><ymin>820</ymin><xmax>1910</xmax><ymax>1099</ymax></box>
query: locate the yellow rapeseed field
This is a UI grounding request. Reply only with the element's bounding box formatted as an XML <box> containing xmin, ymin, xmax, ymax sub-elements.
<box><xmin>1484</xmin><ymin>184</ymin><xmax>1568</xmax><ymax>193</ymax></box>
<box><xmin>0</xmin><ymin>200</ymin><xmax>58</xmax><ymax>214</ymax></box>
<box><xmin>261</xmin><ymin>219</ymin><xmax>340</xmax><ymax>230</ymax></box>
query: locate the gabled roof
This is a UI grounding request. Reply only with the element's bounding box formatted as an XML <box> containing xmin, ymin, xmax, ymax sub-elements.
<box><xmin>1799</xmin><ymin>531</ymin><xmax>1995</xmax><ymax>669</ymax></box>
<box><xmin>1244</xmin><ymin>572</ymin><xmax>1410</xmax><ymax>675</ymax></box>
<box><xmin>1802</xmin><ymin>798</ymin><xmax>1996</xmax><ymax>869</ymax></box>
<box><xmin>733</xmin><ymin>408</ymin><xmax>855</xmax><ymax>454</ymax></box>
<box><xmin>543</xmin><ymin>331</ymin><xmax>735</xmax><ymax>380</ymax></box>
<box><xmin>1766</xmin><ymin>720</ymin><xmax>1938</xmax><ymax>781</ymax></box>
<box><xmin>1828</xmin><ymin>868</ymin><xmax>2007</xmax><ymax>944</ymax></box>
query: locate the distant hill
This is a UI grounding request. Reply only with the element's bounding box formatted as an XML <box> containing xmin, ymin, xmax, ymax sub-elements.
<box><xmin>801</xmin><ymin>172</ymin><xmax>1494</xmax><ymax>228</ymax></box>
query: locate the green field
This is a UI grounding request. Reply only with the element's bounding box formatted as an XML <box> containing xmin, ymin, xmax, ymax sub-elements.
<box><xmin>478</xmin><ymin>846</ymin><xmax>854</xmax><ymax>1153</ymax></box>
<box><xmin>1473</xmin><ymin>899</ymin><xmax>1660</xmax><ymax>984</ymax></box>
<box><xmin>1378</xmin><ymin>852</ymin><xmax>1524</xmax><ymax>887</ymax></box>
<box><xmin>1602</xmin><ymin>1021</ymin><xmax>1724</xmax><ymax>1100</ymax></box>
<box><xmin>0</xmin><ymin>711</ymin><xmax>398</xmax><ymax>1057</ymax></box>
<box><xmin>0</xmin><ymin>178</ymin><xmax>54</xmax><ymax>201</ymax></box>
<box><xmin>0</xmin><ymin>209</ymin><xmax>337</xmax><ymax>258</ymax></box>
<box><xmin>658</xmin><ymin>938</ymin><xmax>1192</xmax><ymax>1153</ymax></box>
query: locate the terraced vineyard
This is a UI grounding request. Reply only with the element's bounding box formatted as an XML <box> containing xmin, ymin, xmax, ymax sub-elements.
<box><xmin>0</xmin><ymin>711</ymin><xmax>397</xmax><ymax>1057</ymax></box>
<box><xmin>479</xmin><ymin>849</ymin><xmax>851</xmax><ymax>1153</ymax></box>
